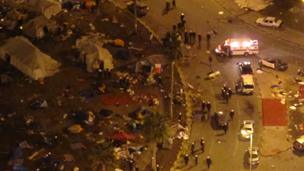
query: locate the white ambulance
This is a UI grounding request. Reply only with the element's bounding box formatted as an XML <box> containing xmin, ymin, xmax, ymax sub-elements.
<box><xmin>215</xmin><ymin>38</ymin><xmax>259</xmax><ymax>57</ymax></box>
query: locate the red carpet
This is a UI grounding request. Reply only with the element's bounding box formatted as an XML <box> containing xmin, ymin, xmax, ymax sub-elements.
<box><xmin>262</xmin><ymin>98</ymin><xmax>287</xmax><ymax>126</ymax></box>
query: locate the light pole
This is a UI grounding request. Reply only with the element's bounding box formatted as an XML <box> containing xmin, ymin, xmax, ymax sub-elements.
<box><xmin>249</xmin><ymin>133</ymin><xmax>253</xmax><ymax>171</ymax></box>
<box><xmin>170</xmin><ymin>61</ymin><xmax>175</xmax><ymax>118</ymax></box>
<box><xmin>133</xmin><ymin>0</ymin><xmax>138</xmax><ymax>33</ymax></box>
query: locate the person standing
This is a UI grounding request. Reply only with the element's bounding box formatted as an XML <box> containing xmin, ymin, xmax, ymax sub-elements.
<box><xmin>172</xmin><ymin>0</ymin><xmax>176</xmax><ymax>9</ymax></box>
<box><xmin>184</xmin><ymin>30</ymin><xmax>189</xmax><ymax>44</ymax></box>
<box><xmin>180</xmin><ymin>13</ymin><xmax>185</xmax><ymax>22</ymax></box>
<box><xmin>191</xmin><ymin>142</ymin><xmax>195</xmax><ymax>155</ymax></box>
<box><xmin>206</xmin><ymin>156</ymin><xmax>212</xmax><ymax>169</ymax></box>
<box><xmin>223</xmin><ymin>123</ymin><xmax>228</xmax><ymax>134</ymax></box>
<box><xmin>195</xmin><ymin>154</ymin><xmax>199</xmax><ymax>165</ymax></box>
<box><xmin>198</xmin><ymin>34</ymin><xmax>202</xmax><ymax>48</ymax></box>
<box><xmin>201</xmin><ymin>100</ymin><xmax>206</xmax><ymax>112</ymax></box>
<box><xmin>206</xmin><ymin>101</ymin><xmax>211</xmax><ymax>114</ymax></box>
<box><xmin>229</xmin><ymin>109</ymin><xmax>235</xmax><ymax>120</ymax></box>
<box><xmin>192</xmin><ymin>31</ymin><xmax>196</xmax><ymax>45</ymax></box>
<box><xmin>206</xmin><ymin>33</ymin><xmax>211</xmax><ymax>50</ymax></box>
<box><xmin>166</xmin><ymin>0</ymin><xmax>170</xmax><ymax>11</ymax></box>
<box><xmin>189</xmin><ymin>30</ymin><xmax>193</xmax><ymax>45</ymax></box>
<box><xmin>200</xmin><ymin>138</ymin><xmax>205</xmax><ymax>153</ymax></box>
<box><xmin>225</xmin><ymin>92</ymin><xmax>230</xmax><ymax>103</ymax></box>
<box><xmin>184</xmin><ymin>154</ymin><xmax>189</xmax><ymax>165</ymax></box>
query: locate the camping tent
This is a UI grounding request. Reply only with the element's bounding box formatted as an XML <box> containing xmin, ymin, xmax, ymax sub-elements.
<box><xmin>22</xmin><ymin>15</ymin><xmax>58</xmax><ymax>39</ymax></box>
<box><xmin>0</xmin><ymin>36</ymin><xmax>61</xmax><ymax>80</ymax></box>
<box><xmin>24</xmin><ymin>0</ymin><xmax>62</xmax><ymax>19</ymax></box>
<box><xmin>76</xmin><ymin>35</ymin><xmax>114</xmax><ymax>73</ymax></box>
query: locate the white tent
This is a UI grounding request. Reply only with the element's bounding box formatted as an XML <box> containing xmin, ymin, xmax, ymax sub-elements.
<box><xmin>24</xmin><ymin>0</ymin><xmax>62</xmax><ymax>19</ymax></box>
<box><xmin>0</xmin><ymin>36</ymin><xmax>61</xmax><ymax>80</ymax></box>
<box><xmin>76</xmin><ymin>35</ymin><xmax>114</xmax><ymax>73</ymax></box>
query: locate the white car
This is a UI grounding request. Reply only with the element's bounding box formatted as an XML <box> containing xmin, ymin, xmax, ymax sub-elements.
<box><xmin>245</xmin><ymin>147</ymin><xmax>260</xmax><ymax>166</ymax></box>
<box><xmin>240</xmin><ymin>120</ymin><xmax>254</xmax><ymax>139</ymax></box>
<box><xmin>256</xmin><ymin>17</ymin><xmax>282</xmax><ymax>28</ymax></box>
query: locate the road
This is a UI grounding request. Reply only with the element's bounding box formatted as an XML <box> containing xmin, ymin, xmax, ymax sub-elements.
<box><xmin>114</xmin><ymin>0</ymin><xmax>304</xmax><ymax>170</ymax></box>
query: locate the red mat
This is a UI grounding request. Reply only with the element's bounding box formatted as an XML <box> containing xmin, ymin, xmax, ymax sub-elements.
<box><xmin>262</xmin><ymin>98</ymin><xmax>287</xmax><ymax>126</ymax></box>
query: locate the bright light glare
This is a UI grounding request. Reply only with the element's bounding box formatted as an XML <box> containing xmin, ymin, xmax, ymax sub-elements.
<box><xmin>242</xmin><ymin>41</ymin><xmax>251</xmax><ymax>47</ymax></box>
<box><xmin>230</xmin><ymin>42</ymin><xmax>240</xmax><ymax>48</ymax></box>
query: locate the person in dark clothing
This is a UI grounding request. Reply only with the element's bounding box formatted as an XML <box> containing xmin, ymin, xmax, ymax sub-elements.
<box><xmin>206</xmin><ymin>156</ymin><xmax>212</xmax><ymax>169</ymax></box>
<box><xmin>195</xmin><ymin>154</ymin><xmax>199</xmax><ymax>165</ymax></box>
<box><xmin>200</xmin><ymin>138</ymin><xmax>205</xmax><ymax>153</ymax></box>
<box><xmin>191</xmin><ymin>142</ymin><xmax>195</xmax><ymax>155</ymax></box>
<box><xmin>192</xmin><ymin>32</ymin><xmax>196</xmax><ymax>45</ymax></box>
<box><xmin>184</xmin><ymin>154</ymin><xmax>189</xmax><ymax>165</ymax></box>
<box><xmin>223</xmin><ymin>123</ymin><xmax>228</xmax><ymax>134</ymax></box>
<box><xmin>201</xmin><ymin>101</ymin><xmax>206</xmax><ymax>112</ymax></box>
<box><xmin>189</xmin><ymin>30</ymin><xmax>194</xmax><ymax>44</ymax></box>
<box><xmin>198</xmin><ymin>34</ymin><xmax>202</xmax><ymax>48</ymax></box>
<box><xmin>172</xmin><ymin>0</ymin><xmax>176</xmax><ymax>8</ymax></box>
<box><xmin>206</xmin><ymin>33</ymin><xmax>211</xmax><ymax>50</ymax></box>
<box><xmin>166</xmin><ymin>0</ymin><xmax>170</xmax><ymax>11</ymax></box>
<box><xmin>180</xmin><ymin>13</ymin><xmax>185</xmax><ymax>22</ymax></box>
<box><xmin>206</xmin><ymin>101</ymin><xmax>211</xmax><ymax>113</ymax></box>
<box><xmin>229</xmin><ymin>109</ymin><xmax>235</xmax><ymax>120</ymax></box>
<box><xmin>184</xmin><ymin>31</ymin><xmax>189</xmax><ymax>44</ymax></box>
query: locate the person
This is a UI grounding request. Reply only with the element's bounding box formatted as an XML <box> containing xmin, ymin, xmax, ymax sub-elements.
<box><xmin>225</xmin><ymin>92</ymin><xmax>230</xmax><ymax>103</ymax></box>
<box><xmin>156</xmin><ymin>164</ymin><xmax>160</xmax><ymax>171</ymax></box>
<box><xmin>189</xmin><ymin>30</ymin><xmax>193</xmax><ymax>44</ymax></box>
<box><xmin>191</xmin><ymin>142</ymin><xmax>195</xmax><ymax>155</ymax></box>
<box><xmin>180</xmin><ymin>13</ymin><xmax>185</xmax><ymax>22</ymax></box>
<box><xmin>184</xmin><ymin>31</ymin><xmax>189</xmax><ymax>44</ymax></box>
<box><xmin>206</xmin><ymin>33</ymin><xmax>211</xmax><ymax>50</ymax></box>
<box><xmin>192</xmin><ymin>31</ymin><xmax>196</xmax><ymax>45</ymax></box>
<box><xmin>221</xmin><ymin>88</ymin><xmax>226</xmax><ymax>100</ymax></box>
<box><xmin>172</xmin><ymin>0</ymin><xmax>176</xmax><ymax>8</ymax></box>
<box><xmin>229</xmin><ymin>109</ymin><xmax>235</xmax><ymax>120</ymax></box>
<box><xmin>166</xmin><ymin>0</ymin><xmax>170</xmax><ymax>11</ymax></box>
<box><xmin>198</xmin><ymin>34</ymin><xmax>202</xmax><ymax>48</ymax></box>
<box><xmin>228</xmin><ymin>88</ymin><xmax>232</xmax><ymax>98</ymax></box>
<box><xmin>195</xmin><ymin>154</ymin><xmax>199</xmax><ymax>165</ymax></box>
<box><xmin>200</xmin><ymin>138</ymin><xmax>205</xmax><ymax>153</ymax></box>
<box><xmin>184</xmin><ymin>154</ymin><xmax>189</xmax><ymax>165</ymax></box>
<box><xmin>206</xmin><ymin>156</ymin><xmax>212</xmax><ymax>169</ymax></box>
<box><xmin>223</xmin><ymin>123</ymin><xmax>228</xmax><ymax>134</ymax></box>
<box><xmin>206</xmin><ymin>101</ymin><xmax>211</xmax><ymax>113</ymax></box>
<box><xmin>201</xmin><ymin>100</ymin><xmax>206</xmax><ymax>112</ymax></box>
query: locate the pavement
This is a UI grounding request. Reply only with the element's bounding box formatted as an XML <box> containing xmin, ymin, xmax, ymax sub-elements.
<box><xmin>110</xmin><ymin>0</ymin><xmax>304</xmax><ymax>170</ymax></box>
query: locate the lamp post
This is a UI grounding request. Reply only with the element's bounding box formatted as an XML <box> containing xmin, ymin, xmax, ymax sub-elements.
<box><xmin>133</xmin><ymin>0</ymin><xmax>138</xmax><ymax>33</ymax></box>
<box><xmin>249</xmin><ymin>133</ymin><xmax>253</xmax><ymax>171</ymax></box>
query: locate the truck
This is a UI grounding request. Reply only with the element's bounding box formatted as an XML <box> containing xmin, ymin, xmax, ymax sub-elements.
<box><xmin>214</xmin><ymin>38</ymin><xmax>259</xmax><ymax>57</ymax></box>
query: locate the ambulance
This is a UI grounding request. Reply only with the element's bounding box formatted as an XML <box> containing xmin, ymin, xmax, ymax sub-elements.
<box><xmin>214</xmin><ymin>38</ymin><xmax>259</xmax><ymax>57</ymax></box>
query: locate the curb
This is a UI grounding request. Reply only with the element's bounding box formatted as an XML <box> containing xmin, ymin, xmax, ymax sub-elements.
<box><xmin>170</xmin><ymin>63</ymin><xmax>193</xmax><ymax>171</ymax></box>
<box><xmin>110</xmin><ymin>0</ymin><xmax>162</xmax><ymax>43</ymax></box>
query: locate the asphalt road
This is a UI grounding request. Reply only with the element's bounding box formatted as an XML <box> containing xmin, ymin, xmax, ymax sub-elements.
<box><xmin>117</xmin><ymin>0</ymin><xmax>304</xmax><ymax>170</ymax></box>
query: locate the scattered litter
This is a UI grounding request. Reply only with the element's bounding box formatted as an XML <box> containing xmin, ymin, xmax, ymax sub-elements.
<box><xmin>68</xmin><ymin>124</ymin><xmax>83</xmax><ymax>134</ymax></box>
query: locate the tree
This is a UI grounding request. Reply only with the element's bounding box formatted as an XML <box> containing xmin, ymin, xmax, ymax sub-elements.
<box><xmin>142</xmin><ymin>111</ymin><xmax>169</xmax><ymax>143</ymax></box>
<box><xmin>87</xmin><ymin>141</ymin><xmax>118</xmax><ymax>171</ymax></box>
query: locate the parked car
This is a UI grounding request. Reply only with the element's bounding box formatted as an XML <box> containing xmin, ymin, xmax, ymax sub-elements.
<box><xmin>256</xmin><ymin>17</ymin><xmax>282</xmax><ymax>28</ymax></box>
<box><xmin>214</xmin><ymin>111</ymin><xmax>228</xmax><ymax>127</ymax></box>
<box><xmin>127</xmin><ymin>1</ymin><xmax>149</xmax><ymax>17</ymax></box>
<box><xmin>293</xmin><ymin>135</ymin><xmax>304</xmax><ymax>152</ymax></box>
<box><xmin>240</xmin><ymin>120</ymin><xmax>254</xmax><ymax>140</ymax></box>
<box><xmin>245</xmin><ymin>147</ymin><xmax>260</xmax><ymax>166</ymax></box>
<box><xmin>259</xmin><ymin>58</ymin><xmax>288</xmax><ymax>71</ymax></box>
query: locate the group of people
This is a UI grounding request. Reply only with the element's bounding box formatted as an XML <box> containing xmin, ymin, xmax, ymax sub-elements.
<box><xmin>221</xmin><ymin>84</ymin><xmax>233</xmax><ymax>103</ymax></box>
<box><xmin>184</xmin><ymin>137</ymin><xmax>212</xmax><ymax>169</ymax></box>
<box><xmin>165</xmin><ymin>0</ymin><xmax>176</xmax><ymax>12</ymax></box>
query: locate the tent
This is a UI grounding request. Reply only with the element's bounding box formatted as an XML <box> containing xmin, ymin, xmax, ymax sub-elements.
<box><xmin>22</xmin><ymin>15</ymin><xmax>58</xmax><ymax>39</ymax></box>
<box><xmin>24</xmin><ymin>0</ymin><xmax>62</xmax><ymax>19</ymax></box>
<box><xmin>76</xmin><ymin>35</ymin><xmax>114</xmax><ymax>73</ymax></box>
<box><xmin>0</xmin><ymin>36</ymin><xmax>61</xmax><ymax>80</ymax></box>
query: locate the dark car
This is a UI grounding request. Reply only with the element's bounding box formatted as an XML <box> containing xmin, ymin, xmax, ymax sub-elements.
<box><xmin>259</xmin><ymin>58</ymin><xmax>288</xmax><ymax>71</ymax></box>
<box><xmin>127</xmin><ymin>1</ymin><xmax>149</xmax><ymax>17</ymax></box>
<box><xmin>238</xmin><ymin>61</ymin><xmax>253</xmax><ymax>75</ymax></box>
<box><xmin>293</xmin><ymin>135</ymin><xmax>304</xmax><ymax>152</ymax></box>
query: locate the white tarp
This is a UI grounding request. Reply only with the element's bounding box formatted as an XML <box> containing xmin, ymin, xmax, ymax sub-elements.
<box><xmin>235</xmin><ymin>0</ymin><xmax>273</xmax><ymax>11</ymax></box>
<box><xmin>0</xmin><ymin>36</ymin><xmax>60</xmax><ymax>80</ymax></box>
